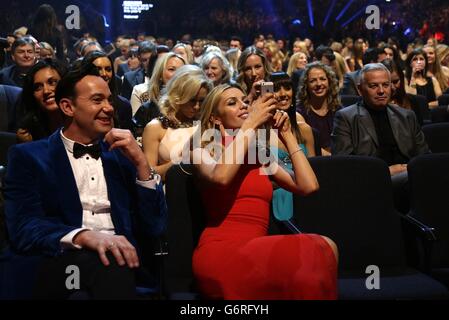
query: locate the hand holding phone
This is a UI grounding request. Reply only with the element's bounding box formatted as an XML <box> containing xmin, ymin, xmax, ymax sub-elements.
<box><xmin>260</xmin><ymin>81</ymin><xmax>274</xmax><ymax>95</ymax></box>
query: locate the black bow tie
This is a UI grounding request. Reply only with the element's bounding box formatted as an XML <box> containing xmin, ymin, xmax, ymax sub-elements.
<box><xmin>73</xmin><ymin>142</ymin><xmax>102</xmax><ymax>160</ymax></box>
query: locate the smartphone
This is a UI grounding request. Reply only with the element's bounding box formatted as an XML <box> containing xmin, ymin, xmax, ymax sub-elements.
<box><xmin>260</xmin><ymin>81</ymin><xmax>274</xmax><ymax>95</ymax></box>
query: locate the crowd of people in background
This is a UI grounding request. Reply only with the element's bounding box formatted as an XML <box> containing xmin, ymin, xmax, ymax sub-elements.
<box><xmin>1</xmin><ymin>1</ymin><xmax>449</xmax><ymax>300</ymax></box>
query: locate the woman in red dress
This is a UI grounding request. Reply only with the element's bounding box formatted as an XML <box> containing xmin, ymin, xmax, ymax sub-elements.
<box><xmin>191</xmin><ymin>84</ymin><xmax>338</xmax><ymax>300</ymax></box>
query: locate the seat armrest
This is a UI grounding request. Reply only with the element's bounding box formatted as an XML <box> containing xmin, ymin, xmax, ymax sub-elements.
<box><xmin>401</xmin><ymin>214</ymin><xmax>437</xmax><ymax>242</ymax></box>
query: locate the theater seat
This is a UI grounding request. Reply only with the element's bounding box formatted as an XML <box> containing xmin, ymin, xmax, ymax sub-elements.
<box><xmin>293</xmin><ymin>155</ymin><xmax>449</xmax><ymax>299</ymax></box>
<box><xmin>407</xmin><ymin>153</ymin><xmax>449</xmax><ymax>287</ymax></box>
<box><xmin>340</xmin><ymin>95</ymin><xmax>361</xmax><ymax>108</ymax></box>
<box><xmin>422</xmin><ymin>123</ymin><xmax>449</xmax><ymax>153</ymax></box>
<box><xmin>163</xmin><ymin>164</ymin><xmax>300</xmax><ymax>299</ymax></box>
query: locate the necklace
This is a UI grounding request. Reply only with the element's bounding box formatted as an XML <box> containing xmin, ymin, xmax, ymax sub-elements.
<box><xmin>158</xmin><ymin>116</ymin><xmax>195</xmax><ymax>129</ymax></box>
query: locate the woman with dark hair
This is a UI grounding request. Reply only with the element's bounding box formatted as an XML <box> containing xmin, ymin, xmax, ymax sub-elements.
<box><xmin>297</xmin><ymin>62</ymin><xmax>341</xmax><ymax>155</ymax></box>
<box><xmin>236</xmin><ymin>46</ymin><xmax>272</xmax><ymax>97</ymax></box>
<box><xmin>405</xmin><ymin>48</ymin><xmax>442</xmax><ymax>109</ymax></box>
<box><xmin>28</xmin><ymin>4</ymin><xmax>64</xmax><ymax>61</ymax></box>
<box><xmin>381</xmin><ymin>58</ymin><xmax>428</xmax><ymax>125</ymax></box>
<box><xmin>82</xmin><ymin>50</ymin><xmax>133</xmax><ymax>131</ymax></box>
<box><xmin>16</xmin><ymin>59</ymin><xmax>67</xmax><ymax>142</ymax></box>
<box><xmin>269</xmin><ymin>72</ymin><xmax>316</xmax><ymax>221</ymax></box>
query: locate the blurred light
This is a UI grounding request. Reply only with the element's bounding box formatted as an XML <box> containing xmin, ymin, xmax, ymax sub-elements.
<box><xmin>392</xmin><ymin>21</ymin><xmax>396</xmax><ymax>26</ymax></box>
<box><xmin>102</xmin><ymin>15</ymin><xmax>110</xmax><ymax>27</ymax></box>
<box><xmin>336</xmin><ymin>0</ymin><xmax>355</xmax><ymax>21</ymax></box>
<box><xmin>292</xmin><ymin>19</ymin><xmax>301</xmax><ymax>25</ymax></box>
<box><xmin>306</xmin><ymin>0</ymin><xmax>314</xmax><ymax>27</ymax></box>
<box><xmin>404</xmin><ymin>28</ymin><xmax>412</xmax><ymax>36</ymax></box>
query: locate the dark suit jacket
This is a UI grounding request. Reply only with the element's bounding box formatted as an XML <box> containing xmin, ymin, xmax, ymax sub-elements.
<box><xmin>4</xmin><ymin>130</ymin><xmax>167</xmax><ymax>257</ymax></box>
<box><xmin>121</xmin><ymin>68</ymin><xmax>145</xmax><ymax>100</ymax></box>
<box><xmin>340</xmin><ymin>70</ymin><xmax>361</xmax><ymax>96</ymax></box>
<box><xmin>331</xmin><ymin>102</ymin><xmax>429</xmax><ymax>159</ymax></box>
<box><xmin>0</xmin><ymin>65</ymin><xmax>25</xmax><ymax>88</ymax></box>
<box><xmin>0</xmin><ymin>84</ymin><xmax>22</xmax><ymax>132</ymax></box>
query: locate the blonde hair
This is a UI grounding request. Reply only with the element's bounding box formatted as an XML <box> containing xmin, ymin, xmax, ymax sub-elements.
<box><xmin>146</xmin><ymin>52</ymin><xmax>185</xmax><ymax>103</ymax></box>
<box><xmin>159</xmin><ymin>65</ymin><xmax>213</xmax><ymax>124</ymax></box>
<box><xmin>287</xmin><ymin>52</ymin><xmax>307</xmax><ymax>76</ymax></box>
<box><xmin>196</xmin><ymin>83</ymin><xmax>243</xmax><ymax>151</ymax></box>
<box><xmin>264</xmin><ymin>40</ymin><xmax>284</xmax><ymax>72</ymax></box>
<box><xmin>333</xmin><ymin>52</ymin><xmax>347</xmax><ymax>89</ymax></box>
<box><xmin>172</xmin><ymin>43</ymin><xmax>194</xmax><ymax>64</ymax></box>
<box><xmin>424</xmin><ymin>44</ymin><xmax>449</xmax><ymax>91</ymax></box>
<box><xmin>225</xmin><ymin>48</ymin><xmax>240</xmax><ymax>79</ymax></box>
<box><xmin>436</xmin><ymin>44</ymin><xmax>449</xmax><ymax>66</ymax></box>
<box><xmin>293</xmin><ymin>40</ymin><xmax>308</xmax><ymax>55</ymax></box>
<box><xmin>38</xmin><ymin>42</ymin><xmax>55</xmax><ymax>57</ymax></box>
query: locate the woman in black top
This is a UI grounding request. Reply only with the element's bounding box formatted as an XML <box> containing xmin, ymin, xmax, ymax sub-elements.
<box><xmin>405</xmin><ymin>48</ymin><xmax>442</xmax><ymax>109</ymax></box>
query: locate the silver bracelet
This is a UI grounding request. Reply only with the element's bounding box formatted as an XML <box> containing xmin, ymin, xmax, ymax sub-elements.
<box><xmin>290</xmin><ymin>148</ymin><xmax>303</xmax><ymax>158</ymax></box>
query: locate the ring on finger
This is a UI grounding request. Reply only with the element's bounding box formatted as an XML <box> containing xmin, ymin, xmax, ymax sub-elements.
<box><xmin>107</xmin><ymin>242</ymin><xmax>116</xmax><ymax>250</ymax></box>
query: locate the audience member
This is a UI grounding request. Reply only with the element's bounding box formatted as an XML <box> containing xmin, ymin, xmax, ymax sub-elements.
<box><xmin>16</xmin><ymin>59</ymin><xmax>67</xmax><ymax>142</ymax></box>
<box><xmin>142</xmin><ymin>65</ymin><xmax>212</xmax><ymax>180</ymax></box>
<box><xmin>4</xmin><ymin>64</ymin><xmax>167</xmax><ymax>299</ymax></box>
<box><xmin>190</xmin><ymin>83</ymin><xmax>337</xmax><ymax>299</ymax></box>
<box><xmin>332</xmin><ymin>63</ymin><xmax>429</xmax><ymax>212</ymax></box>
<box><xmin>297</xmin><ymin>62</ymin><xmax>341</xmax><ymax>155</ymax></box>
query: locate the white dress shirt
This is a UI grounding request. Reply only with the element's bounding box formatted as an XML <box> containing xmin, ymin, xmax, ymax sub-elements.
<box><xmin>59</xmin><ymin>130</ymin><xmax>159</xmax><ymax>249</ymax></box>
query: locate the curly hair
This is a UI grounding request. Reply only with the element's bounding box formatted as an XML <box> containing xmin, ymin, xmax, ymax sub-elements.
<box><xmin>297</xmin><ymin>62</ymin><xmax>341</xmax><ymax>113</ymax></box>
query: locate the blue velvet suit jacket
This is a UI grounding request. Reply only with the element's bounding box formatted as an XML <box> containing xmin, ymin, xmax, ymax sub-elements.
<box><xmin>4</xmin><ymin>130</ymin><xmax>167</xmax><ymax>258</ymax></box>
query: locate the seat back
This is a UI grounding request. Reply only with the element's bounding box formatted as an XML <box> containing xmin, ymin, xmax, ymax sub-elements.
<box><xmin>311</xmin><ymin>127</ymin><xmax>322</xmax><ymax>156</ymax></box>
<box><xmin>163</xmin><ymin>163</ymin><xmax>296</xmax><ymax>298</ymax></box>
<box><xmin>408</xmin><ymin>94</ymin><xmax>431</xmax><ymax>126</ymax></box>
<box><xmin>0</xmin><ymin>132</ymin><xmax>16</xmax><ymax>167</ymax></box>
<box><xmin>293</xmin><ymin>156</ymin><xmax>406</xmax><ymax>276</ymax></box>
<box><xmin>340</xmin><ymin>95</ymin><xmax>361</xmax><ymax>108</ymax></box>
<box><xmin>408</xmin><ymin>153</ymin><xmax>449</xmax><ymax>268</ymax></box>
<box><xmin>437</xmin><ymin>94</ymin><xmax>449</xmax><ymax>107</ymax></box>
<box><xmin>163</xmin><ymin>164</ymin><xmax>206</xmax><ymax>297</ymax></box>
<box><xmin>422</xmin><ymin>123</ymin><xmax>449</xmax><ymax>153</ymax></box>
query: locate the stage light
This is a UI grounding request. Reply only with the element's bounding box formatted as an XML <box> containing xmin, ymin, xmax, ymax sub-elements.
<box><xmin>323</xmin><ymin>0</ymin><xmax>337</xmax><ymax>27</ymax></box>
<box><xmin>341</xmin><ymin>7</ymin><xmax>365</xmax><ymax>28</ymax></box>
<box><xmin>404</xmin><ymin>28</ymin><xmax>412</xmax><ymax>36</ymax></box>
<box><xmin>306</xmin><ymin>0</ymin><xmax>314</xmax><ymax>27</ymax></box>
<box><xmin>292</xmin><ymin>19</ymin><xmax>301</xmax><ymax>25</ymax></box>
<box><xmin>336</xmin><ymin>0</ymin><xmax>355</xmax><ymax>21</ymax></box>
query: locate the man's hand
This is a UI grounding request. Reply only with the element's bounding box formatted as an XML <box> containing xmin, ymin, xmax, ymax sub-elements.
<box><xmin>73</xmin><ymin>230</ymin><xmax>140</xmax><ymax>268</ymax></box>
<box><xmin>104</xmin><ymin>128</ymin><xmax>151</xmax><ymax>180</ymax></box>
<box><xmin>389</xmin><ymin>163</ymin><xmax>407</xmax><ymax>176</ymax></box>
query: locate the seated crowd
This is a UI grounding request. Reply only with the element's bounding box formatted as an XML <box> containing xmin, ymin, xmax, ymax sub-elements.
<box><xmin>1</xmin><ymin>3</ymin><xmax>449</xmax><ymax>300</ymax></box>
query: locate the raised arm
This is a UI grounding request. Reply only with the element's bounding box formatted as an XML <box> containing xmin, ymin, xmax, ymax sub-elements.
<box><xmin>267</xmin><ymin>112</ymin><xmax>319</xmax><ymax>195</ymax></box>
<box><xmin>194</xmin><ymin>94</ymin><xmax>277</xmax><ymax>188</ymax></box>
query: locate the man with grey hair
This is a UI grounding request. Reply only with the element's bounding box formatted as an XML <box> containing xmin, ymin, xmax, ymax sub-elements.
<box><xmin>331</xmin><ymin>63</ymin><xmax>429</xmax><ymax>212</ymax></box>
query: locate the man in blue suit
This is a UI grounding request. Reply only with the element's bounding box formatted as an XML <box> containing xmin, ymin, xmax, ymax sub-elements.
<box><xmin>3</xmin><ymin>64</ymin><xmax>167</xmax><ymax>299</ymax></box>
<box><xmin>0</xmin><ymin>84</ymin><xmax>22</xmax><ymax>132</ymax></box>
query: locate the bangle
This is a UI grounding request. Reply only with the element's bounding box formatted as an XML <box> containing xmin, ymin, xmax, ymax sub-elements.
<box><xmin>290</xmin><ymin>148</ymin><xmax>303</xmax><ymax>158</ymax></box>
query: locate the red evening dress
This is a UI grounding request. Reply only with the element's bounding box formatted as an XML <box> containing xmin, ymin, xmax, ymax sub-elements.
<box><xmin>192</xmin><ymin>164</ymin><xmax>338</xmax><ymax>300</ymax></box>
